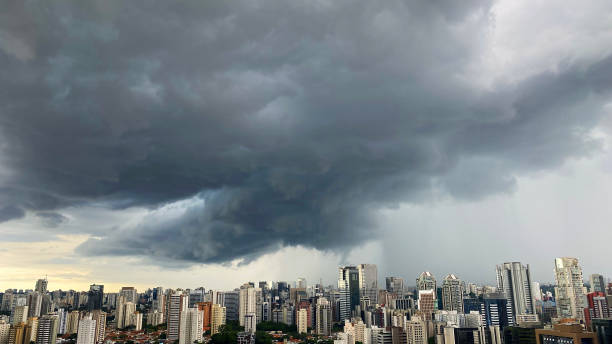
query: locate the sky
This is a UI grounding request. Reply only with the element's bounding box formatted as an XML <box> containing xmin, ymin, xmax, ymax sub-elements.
<box><xmin>1</xmin><ymin>0</ymin><xmax>612</xmax><ymax>292</ymax></box>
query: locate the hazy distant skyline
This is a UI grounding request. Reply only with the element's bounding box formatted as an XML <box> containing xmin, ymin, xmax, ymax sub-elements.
<box><xmin>1</xmin><ymin>0</ymin><xmax>612</xmax><ymax>291</ymax></box>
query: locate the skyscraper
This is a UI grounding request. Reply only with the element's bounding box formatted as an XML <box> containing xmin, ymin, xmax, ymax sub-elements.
<box><xmin>167</xmin><ymin>291</ymin><xmax>188</xmax><ymax>341</ymax></box>
<box><xmin>441</xmin><ymin>274</ymin><xmax>464</xmax><ymax>312</ymax></box>
<box><xmin>119</xmin><ymin>287</ymin><xmax>137</xmax><ymax>304</ymax></box>
<box><xmin>179</xmin><ymin>308</ymin><xmax>203</xmax><ymax>344</ymax></box>
<box><xmin>554</xmin><ymin>257</ymin><xmax>587</xmax><ymax>321</ymax></box>
<box><xmin>315</xmin><ymin>297</ymin><xmax>332</xmax><ymax>336</ymax></box>
<box><xmin>210</xmin><ymin>304</ymin><xmax>226</xmax><ymax>335</ymax></box>
<box><xmin>358</xmin><ymin>264</ymin><xmax>379</xmax><ymax>305</ymax></box>
<box><xmin>87</xmin><ymin>285</ymin><xmax>104</xmax><ymax>312</ymax></box>
<box><xmin>338</xmin><ymin>266</ymin><xmax>360</xmax><ymax>321</ymax></box>
<box><xmin>34</xmin><ymin>279</ymin><xmax>48</xmax><ymax>294</ymax></box>
<box><xmin>385</xmin><ymin>277</ymin><xmax>405</xmax><ymax>295</ymax></box>
<box><xmin>35</xmin><ymin>315</ymin><xmax>58</xmax><ymax>344</ymax></box>
<box><xmin>590</xmin><ymin>274</ymin><xmax>606</xmax><ymax>293</ymax></box>
<box><xmin>297</xmin><ymin>308</ymin><xmax>308</xmax><ymax>334</ymax></box>
<box><xmin>76</xmin><ymin>315</ymin><xmax>97</xmax><ymax>344</ymax></box>
<box><xmin>239</xmin><ymin>284</ymin><xmax>257</xmax><ymax>326</ymax></box>
<box><xmin>417</xmin><ymin>272</ymin><xmax>437</xmax><ymax>293</ymax></box>
<box><xmin>417</xmin><ymin>290</ymin><xmax>435</xmax><ymax>320</ymax></box>
<box><xmin>481</xmin><ymin>293</ymin><xmax>511</xmax><ymax>330</ymax></box>
<box><xmin>496</xmin><ymin>262</ymin><xmax>536</xmax><ymax>323</ymax></box>
<box><xmin>91</xmin><ymin>310</ymin><xmax>106</xmax><ymax>344</ymax></box>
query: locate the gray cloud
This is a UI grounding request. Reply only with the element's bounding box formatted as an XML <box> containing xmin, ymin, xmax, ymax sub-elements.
<box><xmin>36</xmin><ymin>212</ymin><xmax>69</xmax><ymax>228</ymax></box>
<box><xmin>0</xmin><ymin>205</ymin><xmax>25</xmax><ymax>223</ymax></box>
<box><xmin>1</xmin><ymin>0</ymin><xmax>611</xmax><ymax>264</ymax></box>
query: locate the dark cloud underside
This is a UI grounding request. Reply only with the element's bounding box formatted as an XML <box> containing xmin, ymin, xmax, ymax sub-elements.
<box><xmin>0</xmin><ymin>0</ymin><xmax>610</xmax><ymax>263</ymax></box>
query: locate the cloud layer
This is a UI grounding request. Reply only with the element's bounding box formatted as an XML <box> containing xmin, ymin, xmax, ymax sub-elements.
<box><xmin>1</xmin><ymin>0</ymin><xmax>611</xmax><ymax>264</ymax></box>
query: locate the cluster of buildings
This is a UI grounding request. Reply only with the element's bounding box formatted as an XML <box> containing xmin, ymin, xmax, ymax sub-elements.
<box><xmin>0</xmin><ymin>257</ymin><xmax>610</xmax><ymax>344</ymax></box>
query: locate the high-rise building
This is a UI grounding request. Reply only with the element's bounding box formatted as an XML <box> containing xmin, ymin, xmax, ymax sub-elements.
<box><xmin>87</xmin><ymin>285</ymin><xmax>104</xmax><ymax>312</ymax></box>
<box><xmin>178</xmin><ymin>308</ymin><xmax>203</xmax><ymax>344</ymax></box>
<box><xmin>358</xmin><ymin>264</ymin><xmax>379</xmax><ymax>306</ymax></box>
<box><xmin>167</xmin><ymin>291</ymin><xmax>188</xmax><ymax>341</ymax></box>
<box><xmin>338</xmin><ymin>266</ymin><xmax>360</xmax><ymax>321</ymax></box>
<box><xmin>11</xmin><ymin>306</ymin><xmax>28</xmax><ymax>325</ymax></box>
<box><xmin>211</xmin><ymin>291</ymin><xmax>239</xmax><ymax>321</ymax></box>
<box><xmin>385</xmin><ymin>277</ymin><xmax>405</xmax><ymax>295</ymax></box>
<box><xmin>9</xmin><ymin>322</ymin><xmax>26</xmax><ymax>344</ymax></box>
<box><xmin>590</xmin><ymin>274</ymin><xmax>606</xmax><ymax>294</ymax></box>
<box><xmin>584</xmin><ymin>292</ymin><xmax>610</xmax><ymax>329</ymax></box>
<box><xmin>196</xmin><ymin>302</ymin><xmax>212</xmax><ymax>332</ymax></box>
<box><xmin>210</xmin><ymin>304</ymin><xmax>226</xmax><ymax>335</ymax></box>
<box><xmin>119</xmin><ymin>287</ymin><xmax>137</xmax><ymax>304</ymax></box>
<box><xmin>66</xmin><ymin>311</ymin><xmax>80</xmax><ymax>334</ymax></box>
<box><xmin>297</xmin><ymin>308</ymin><xmax>308</xmax><ymax>334</ymax></box>
<box><xmin>239</xmin><ymin>284</ymin><xmax>257</xmax><ymax>327</ymax></box>
<box><xmin>130</xmin><ymin>312</ymin><xmax>142</xmax><ymax>331</ymax></box>
<box><xmin>147</xmin><ymin>311</ymin><xmax>164</xmax><ymax>327</ymax></box>
<box><xmin>34</xmin><ymin>280</ymin><xmax>48</xmax><ymax>294</ymax></box>
<box><xmin>406</xmin><ymin>316</ymin><xmax>427</xmax><ymax>344</ymax></box>
<box><xmin>417</xmin><ymin>290</ymin><xmax>435</xmax><ymax>320</ymax></box>
<box><xmin>0</xmin><ymin>320</ymin><xmax>10</xmax><ymax>344</ymax></box>
<box><xmin>243</xmin><ymin>313</ymin><xmax>256</xmax><ymax>334</ymax></box>
<box><xmin>35</xmin><ymin>315</ymin><xmax>58</xmax><ymax>344</ymax></box>
<box><xmin>496</xmin><ymin>262</ymin><xmax>536</xmax><ymax>323</ymax></box>
<box><xmin>76</xmin><ymin>315</ymin><xmax>96</xmax><ymax>344</ymax></box>
<box><xmin>28</xmin><ymin>293</ymin><xmax>43</xmax><ymax>318</ymax></box>
<box><xmin>296</xmin><ymin>278</ymin><xmax>307</xmax><ymax>289</ymax></box>
<box><xmin>481</xmin><ymin>293</ymin><xmax>511</xmax><ymax>330</ymax></box>
<box><xmin>554</xmin><ymin>257</ymin><xmax>588</xmax><ymax>321</ymax></box>
<box><xmin>315</xmin><ymin>297</ymin><xmax>332</xmax><ymax>336</ymax></box>
<box><xmin>417</xmin><ymin>272</ymin><xmax>437</xmax><ymax>293</ymax></box>
<box><xmin>442</xmin><ymin>274</ymin><xmax>464</xmax><ymax>312</ymax></box>
<box><xmin>91</xmin><ymin>310</ymin><xmax>106</xmax><ymax>344</ymax></box>
<box><xmin>25</xmin><ymin>317</ymin><xmax>38</xmax><ymax>343</ymax></box>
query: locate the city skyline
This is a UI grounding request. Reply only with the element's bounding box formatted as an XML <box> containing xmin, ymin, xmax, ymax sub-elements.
<box><xmin>1</xmin><ymin>0</ymin><xmax>612</xmax><ymax>292</ymax></box>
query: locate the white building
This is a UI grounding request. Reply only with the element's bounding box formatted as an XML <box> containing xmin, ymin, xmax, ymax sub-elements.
<box><xmin>297</xmin><ymin>308</ymin><xmax>308</xmax><ymax>334</ymax></box>
<box><xmin>554</xmin><ymin>257</ymin><xmax>587</xmax><ymax>321</ymax></box>
<box><xmin>239</xmin><ymin>284</ymin><xmax>257</xmax><ymax>326</ymax></box>
<box><xmin>76</xmin><ymin>316</ymin><xmax>96</xmax><ymax>344</ymax></box>
<box><xmin>178</xmin><ymin>308</ymin><xmax>203</xmax><ymax>344</ymax></box>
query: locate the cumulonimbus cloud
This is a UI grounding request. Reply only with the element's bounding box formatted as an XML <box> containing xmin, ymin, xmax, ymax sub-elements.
<box><xmin>0</xmin><ymin>0</ymin><xmax>611</xmax><ymax>264</ymax></box>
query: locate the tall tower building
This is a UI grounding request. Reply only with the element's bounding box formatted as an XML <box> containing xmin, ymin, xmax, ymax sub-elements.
<box><xmin>34</xmin><ymin>279</ymin><xmax>48</xmax><ymax>294</ymax></box>
<box><xmin>28</xmin><ymin>293</ymin><xmax>43</xmax><ymax>318</ymax></box>
<box><xmin>338</xmin><ymin>266</ymin><xmax>360</xmax><ymax>321</ymax></box>
<box><xmin>297</xmin><ymin>308</ymin><xmax>308</xmax><ymax>334</ymax></box>
<box><xmin>417</xmin><ymin>272</ymin><xmax>437</xmax><ymax>294</ymax></box>
<box><xmin>417</xmin><ymin>290</ymin><xmax>435</xmax><ymax>320</ymax></box>
<box><xmin>11</xmin><ymin>306</ymin><xmax>28</xmax><ymax>325</ymax></box>
<box><xmin>239</xmin><ymin>284</ymin><xmax>257</xmax><ymax>327</ymax></box>
<box><xmin>76</xmin><ymin>315</ymin><xmax>96</xmax><ymax>344</ymax></box>
<box><xmin>167</xmin><ymin>291</ymin><xmax>188</xmax><ymax>341</ymax></box>
<box><xmin>554</xmin><ymin>257</ymin><xmax>587</xmax><ymax>321</ymax></box>
<box><xmin>590</xmin><ymin>274</ymin><xmax>606</xmax><ymax>293</ymax></box>
<box><xmin>87</xmin><ymin>285</ymin><xmax>104</xmax><ymax>312</ymax></box>
<box><xmin>496</xmin><ymin>262</ymin><xmax>536</xmax><ymax>323</ymax></box>
<box><xmin>357</xmin><ymin>264</ymin><xmax>378</xmax><ymax>306</ymax></box>
<box><xmin>119</xmin><ymin>287</ymin><xmax>138</xmax><ymax>304</ymax></box>
<box><xmin>35</xmin><ymin>315</ymin><xmax>58</xmax><ymax>344</ymax></box>
<box><xmin>210</xmin><ymin>304</ymin><xmax>226</xmax><ymax>335</ymax></box>
<box><xmin>385</xmin><ymin>277</ymin><xmax>405</xmax><ymax>295</ymax></box>
<box><xmin>441</xmin><ymin>274</ymin><xmax>464</xmax><ymax>312</ymax></box>
<box><xmin>315</xmin><ymin>297</ymin><xmax>332</xmax><ymax>336</ymax></box>
<box><xmin>178</xmin><ymin>308</ymin><xmax>203</xmax><ymax>344</ymax></box>
<box><xmin>481</xmin><ymin>293</ymin><xmax>511</xmax><ymax>330</ymax></box>
<box><xmin>91</xmin><ymin>310</ymin><xmax>106</xmax><ymax>344</ymax></box>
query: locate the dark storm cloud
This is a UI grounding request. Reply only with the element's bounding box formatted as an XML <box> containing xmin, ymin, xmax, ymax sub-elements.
<box><xmin>0</xmin><ymin>205</ymin><xmax>25</xmax><ymax>223</ymax></box>
<box><xmin>1</xmin><ymin>0</ymin><xmax>611</xmax><ymax>263</ymax></box>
